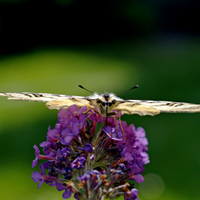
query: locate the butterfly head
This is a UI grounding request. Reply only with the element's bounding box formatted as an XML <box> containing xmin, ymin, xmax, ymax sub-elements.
<box><xmin>97</xmin><ymin>94</ymin><xmax>116</xmax><ymax>112</ymax></box>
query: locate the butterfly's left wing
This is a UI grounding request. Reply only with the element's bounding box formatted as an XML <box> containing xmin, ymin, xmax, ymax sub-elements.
<box><xmin>114</xmin><ymin>99</ymin><xmax>200</xmax><ymax>116</ymax></box>
<box><xmin>0</xmin><ymin>92</ymin><xmax>91</xmax><ymax>110</ymax></box>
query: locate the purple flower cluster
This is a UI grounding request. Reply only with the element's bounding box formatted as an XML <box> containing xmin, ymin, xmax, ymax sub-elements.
<box><xmin>31</xmin><ymin>105</ymin><xmax>150</xmax><ymax>200</ymax></box>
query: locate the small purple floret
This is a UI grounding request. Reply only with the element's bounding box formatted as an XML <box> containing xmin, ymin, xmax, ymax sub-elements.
<box><xmin>32</xmin><ymin>145</ymin><xmax>40</xmax><ymax>168</ymax></box>
<box><xmin>71</xmin><ymin>156</ymin><xmax>86</xmax><ymax>169</ymax></box>
<box><xmin>103</xmin><ymin>126</ymin><xmax>123</xmax><ymax>141</ymax></box>
<box><xmin>31</xmin><ymin>164</ymin><xmax>45</xmax><ymax>189</ymax></box>
<box><xmin>76</xmin><ymin>143</ymin><xmax>93</xmax><ymax>153</ymax></box>
<box><xmin>56</xmin><ymin>182</ymin><xmax>72</xmax><ymax>199</ymax></box>
<box><xmin>125</xmin><ymin>188</ymin><xmax>139</xmax><ymax>200</ymax></box>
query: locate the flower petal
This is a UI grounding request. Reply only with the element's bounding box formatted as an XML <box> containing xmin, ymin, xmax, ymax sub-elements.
<box><xmin>62</xmin><ymin>188</ymin><xmax>72</xmax><ymax>199</ymax></box>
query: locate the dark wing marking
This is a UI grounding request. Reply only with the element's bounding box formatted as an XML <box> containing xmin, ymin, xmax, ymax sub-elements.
<box><xmin>115</xmin><ymin>100</ymin><xmax>200</xmax><ymax>116</ymax></box>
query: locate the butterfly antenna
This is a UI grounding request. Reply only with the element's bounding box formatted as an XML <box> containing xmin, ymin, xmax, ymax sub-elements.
<box><xmin>78</xmin><ymin>85</ymin><xmax>94</xmax><ymax>94</ymax></box>
<box><xmin>116</xmin><ymin>85</ymin><xmax>139</xmax><ymax>95</ymax></box>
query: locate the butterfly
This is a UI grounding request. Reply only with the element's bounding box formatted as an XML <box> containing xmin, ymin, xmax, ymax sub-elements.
<box><xmin>1</xmin><ymin>85</ymin><xmax>200</xmax><ymax>118</ymax></box>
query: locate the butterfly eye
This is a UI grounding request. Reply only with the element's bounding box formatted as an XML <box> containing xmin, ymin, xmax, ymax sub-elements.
<box><xmin>112</xmin><ymin>100</ymin><xmax>116</xmax><ymax>105</ymax></box>
<box><xmin>102</xmin><ymin>102</ymin><xmax>106</xmax><ymax>106</ymax></box>
<box><xmin>97</xmin><ymin>100</ymin><xmax>102</xmax><ymax>104</ymax></box>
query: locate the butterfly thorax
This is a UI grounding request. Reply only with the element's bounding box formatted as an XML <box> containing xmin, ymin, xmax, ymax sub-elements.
<box><xmin>89</xmin><ymin>93</ymin><xmax>122</xmax><ymax>117</ymax></box>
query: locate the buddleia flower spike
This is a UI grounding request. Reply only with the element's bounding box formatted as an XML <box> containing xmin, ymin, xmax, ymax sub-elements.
<box><xmin>31</xmin><ymin>105</ymin><xmax>149</xmax><ymax>200</ymax></box>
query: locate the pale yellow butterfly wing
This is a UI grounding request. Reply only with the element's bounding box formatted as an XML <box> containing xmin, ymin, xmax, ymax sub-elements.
<box><xmin>114</xmin><ymin>99</ymin><xmax>200</xmax><ymax>116</ymax></box>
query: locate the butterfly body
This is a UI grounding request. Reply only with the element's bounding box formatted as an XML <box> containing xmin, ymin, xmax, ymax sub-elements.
<box><xmin>1</xmin><ymin>92</ymin><xmax>200</xmax><ymax>116</ymax></box>
<box><xmin>87</xmin><ymin>93</ymin><xmax>122</xmax><ymax>117</ymax></box>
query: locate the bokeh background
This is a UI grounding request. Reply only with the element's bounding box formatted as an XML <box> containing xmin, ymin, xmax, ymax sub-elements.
<box><xmin>0</xmin><ymin>0</ymin><xmax>200</xmax><ymax>200</ymax></box>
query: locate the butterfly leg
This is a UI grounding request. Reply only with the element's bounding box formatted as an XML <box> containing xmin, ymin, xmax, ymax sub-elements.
<box><xmin>117</xmin><ymin>113</ymin><xmax>127</xmax><ymax>140</ymax></box>
<box><xmin>81</xmin><ymin>107</ymin><xmax>96</xmax><ymax>126</ymax></box>
<box><xmin>83</xmin><ymin>106</ymin><xmax>93</xmax><ymax>114</ymax></box>
<box><xmin>83</xmin><ymin>107</ymin><xmax>103</xmax><ymax>126</ymax></box>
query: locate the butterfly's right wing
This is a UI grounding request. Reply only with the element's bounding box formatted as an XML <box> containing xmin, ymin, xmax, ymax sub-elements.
<box><xmin>0</xmin><ymin>92</ymin><xmax>91</xmax><ymax>110</ymax></box>
<box><xmin>0</xmin><ymin>92</ymin><xmax>71</xmax><ymax>102</ymax></box>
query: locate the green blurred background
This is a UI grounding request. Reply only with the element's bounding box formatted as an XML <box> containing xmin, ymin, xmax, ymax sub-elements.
<box><xmin>0</xmin><ymin>0</ymin><xmax>200</xmax><ymax>200</ymax></box>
